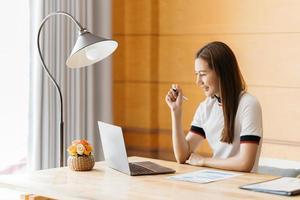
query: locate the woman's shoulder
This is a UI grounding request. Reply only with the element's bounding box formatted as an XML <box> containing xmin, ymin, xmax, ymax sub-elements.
<box><xmin>239</xmin><ymin>92</ymin><xmax>261</xmax><ymax>109</ymax></box>
<box><xmin>196</xmin><ymin>96</ymin><xmax>218</xmax><ymax>113</ymax></box>
<box><xmin>200</xmin><ymin>96</ymin><xmax>217</xmax><ymax>107</ymax></box>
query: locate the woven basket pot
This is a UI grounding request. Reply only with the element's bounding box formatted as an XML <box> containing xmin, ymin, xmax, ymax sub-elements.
<box><xmin>68</xmin><ymin>155</ymin><xmax>95</xmax><ymax>171</ymax></box>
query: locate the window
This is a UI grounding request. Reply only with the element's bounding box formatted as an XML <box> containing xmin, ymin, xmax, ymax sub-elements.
<box><xmin>0</xmin><ymin>1</ymin><xmax>29</xmax><ymax>174</ymax></box>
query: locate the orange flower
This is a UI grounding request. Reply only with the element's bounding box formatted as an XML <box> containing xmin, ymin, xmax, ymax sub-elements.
<box><xmin>68</xmin><ymin>139</ymin><xmax>94</xmax><ymax>156</ymax></box>
<box><xmin>80</xmin><ymin>139</ymin><xmax>89</xmax><ymax>146</ymax></box>
<box><xmin>85</xmin><ymin>144</ymin><xmax>93</xmax><ymax>152</ymax></box>
<box><xmin>67</xmin><ymin>144</ymin><xmax>77</xmax><ymax>156</ymax></box>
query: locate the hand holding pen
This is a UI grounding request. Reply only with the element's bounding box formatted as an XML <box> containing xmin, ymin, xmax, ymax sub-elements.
<box><xmin>166</xmin><ymin>84</ymin><xmax>188</xmax><ymax>103</ymax></box>
<box><xmin>172</xmin><ymin>86</ymin><xmax>188</xmax><ymax>101</ymax></box>
<box><xmin>165</xmin><ymin>84</ymin><xmax>188</xmax><ymax>111</ymax></box>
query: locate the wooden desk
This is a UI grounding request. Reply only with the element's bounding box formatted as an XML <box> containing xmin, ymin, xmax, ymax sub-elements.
<box><xmin>0</xmin><ymin>157</ymin><xmax>298</xmax><ymax>199</ymax></box>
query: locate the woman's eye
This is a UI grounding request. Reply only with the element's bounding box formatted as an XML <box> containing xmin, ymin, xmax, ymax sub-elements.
<box><xmin>195</xmin><ymin>72</ymin><xmax>206</xmax><ymax>77</ymax></box>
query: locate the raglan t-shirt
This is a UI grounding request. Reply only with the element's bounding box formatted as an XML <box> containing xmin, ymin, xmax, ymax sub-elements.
<box><xmin>190</xmin><ymin>92</ymin><xmax>263</xmax><ymax>172</ymax></box>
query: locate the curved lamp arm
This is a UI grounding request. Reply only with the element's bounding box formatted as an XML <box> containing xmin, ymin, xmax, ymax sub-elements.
<box><xmin>37</xmin><ymin>12</ymin><xmax>85</xmax><ymax>167</ymax></box>
<box><xmin>37</xmin><ymin>11</ymin><xmax>118</xmax><ymax>168</ymax></box>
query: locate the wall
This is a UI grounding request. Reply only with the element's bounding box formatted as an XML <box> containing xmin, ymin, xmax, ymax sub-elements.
<box><xmin>112</xmin><ymin>0</ymin><xmax>300</xmax><ymax>161</ymax></box>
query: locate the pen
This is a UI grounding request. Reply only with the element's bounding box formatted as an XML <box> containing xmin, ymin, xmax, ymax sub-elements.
<box><xmin>172</xmin><ymin>87</ymin><xmax>188</xmax><ymax>101</ymax></box>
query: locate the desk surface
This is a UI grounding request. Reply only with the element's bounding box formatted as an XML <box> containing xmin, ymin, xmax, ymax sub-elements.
<box><xmin>0</xmin><ymin>157</ymin><xmax>298</xmax><ymax>200</ymax></box>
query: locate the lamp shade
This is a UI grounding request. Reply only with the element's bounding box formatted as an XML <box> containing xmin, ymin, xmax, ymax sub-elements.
<box><xmin>66</xmin><ymin>31</ymin><xmax>118</xmax><ymax>68</ymax></box>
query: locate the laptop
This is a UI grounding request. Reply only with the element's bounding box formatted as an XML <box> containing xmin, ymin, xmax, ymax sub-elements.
<box><xmin>98</xmin><ymin>121</ymin><xmax>176</xmax><ymax>176</ymax></box>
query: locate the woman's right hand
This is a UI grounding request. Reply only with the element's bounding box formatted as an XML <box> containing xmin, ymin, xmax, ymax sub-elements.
<box><xmin>165</xmin><ymin>84</ymin><xmax>183</xmax><ymax>112</ymax></box>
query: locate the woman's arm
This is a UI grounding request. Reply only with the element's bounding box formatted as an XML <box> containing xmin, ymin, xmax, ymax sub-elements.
<box><xmin>171</xmin><ymin>111</ymin><xmax>204</xmax><ymax>163</ymax></box>
<box><xmin>186</xmin><ymin>143</ymin><xmax>258</xmax><ymax>172</ymax></box>
<box><xmin>170</xmin><ymin>110</ymin><xmax>189</xmax><ymax>163</ymax></box>
<box><xmin>166</xmin><ymin>85</ymin><xmax>203</xmax><ymax>163</ymax></box>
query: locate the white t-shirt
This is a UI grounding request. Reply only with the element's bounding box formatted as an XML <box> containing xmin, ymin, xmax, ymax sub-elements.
<box><xmin>190</xmin><ymin>92</ymin><xmax>263</xmax><ymax>172</ymax></box>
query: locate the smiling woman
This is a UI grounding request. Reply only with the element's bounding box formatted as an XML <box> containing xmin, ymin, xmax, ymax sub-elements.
<box><xmin>165</xmin><ymin>41</ymin><xmax>263</xmax><ymax>173</ymax></box>
<box><xmin>0</xmin><ymin>1</ymin><xmax>29</xmax><ymax>174</ymax></box>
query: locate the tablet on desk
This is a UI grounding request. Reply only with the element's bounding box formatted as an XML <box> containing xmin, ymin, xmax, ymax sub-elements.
<box><xmin>240</xmin><ymin>177</ymin><xmax>300</xmax><ymax>196</ymax></box>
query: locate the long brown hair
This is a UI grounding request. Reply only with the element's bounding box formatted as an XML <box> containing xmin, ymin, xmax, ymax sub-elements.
<box><xmin>196</xmin><ymin>41</ymin><xmax>246</xmax><ymax>143</ymax></box>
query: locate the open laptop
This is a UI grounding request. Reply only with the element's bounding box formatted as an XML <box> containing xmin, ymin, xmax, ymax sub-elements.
<box><xmin>98</xmin><ymin>121</ymin><xmax>176</xmax><ymax>176</ymax></box>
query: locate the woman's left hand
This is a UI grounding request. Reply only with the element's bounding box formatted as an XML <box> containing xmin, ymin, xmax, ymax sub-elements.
<box><xmin>185</xmin><ymin>153</ymin><xmax>206</xmax><ymax>166</ymax></box>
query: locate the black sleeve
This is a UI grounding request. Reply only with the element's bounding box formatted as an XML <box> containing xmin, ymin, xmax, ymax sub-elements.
<box><xmin>240</xmin><ymin>135</ymin><xmax>261</xmax><ymax>144</ymax></box>
<box><xmin>190</xmin><ymin>125</ymin><xmax>206</xmax><ymax>139</ymax></box>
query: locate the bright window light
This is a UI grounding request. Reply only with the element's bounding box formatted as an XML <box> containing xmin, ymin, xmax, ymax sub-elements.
<box><xmin>0</xmin><ymin>1</ymin><xmax>29</xmax><ymax>174</ymax></box>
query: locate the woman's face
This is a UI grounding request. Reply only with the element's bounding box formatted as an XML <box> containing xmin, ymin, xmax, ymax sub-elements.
<box><xmin>194</xmin><ymin>58</ymin><xmax>220</xmax><ymax>97</ymax></box>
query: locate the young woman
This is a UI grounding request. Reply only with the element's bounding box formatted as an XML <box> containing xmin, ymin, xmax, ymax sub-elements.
<box><xmin>165</xmin><ymin>41</ymin><xmax>263</xmax><ymax>172</ymax></box>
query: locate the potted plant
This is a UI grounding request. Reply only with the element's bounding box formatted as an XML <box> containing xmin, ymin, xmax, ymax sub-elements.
<box><xmin>67</xmin><ymin>139</ymin><xmax>95</xmax><ymax>171</ymax></box>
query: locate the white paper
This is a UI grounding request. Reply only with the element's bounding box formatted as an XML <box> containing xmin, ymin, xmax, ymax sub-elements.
<box><xmin>168</xmin><ymin>169</ymin><xmax>242</xmax><ymax>184</ymax></box>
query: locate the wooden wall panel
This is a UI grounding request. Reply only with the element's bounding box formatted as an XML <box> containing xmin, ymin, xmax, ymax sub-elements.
<box><xmin>159</xmin><ymin>35</ymin><xmax>300</xmax><ymax>87</ymax></box>
<box><xmin>261</xmin><ymin>143</ymin><xmax>300</xmax><ymax>161</ymax></box>
<box><xmin>112</xmin><ymin>0</ymin><xmax>160</xmax><ymax>159</ymax></box>
<box><xmin>124</xmin><ymin>130</ymin><xmax>158</xmax><ymax>149</ymax></box>
<box><xmin>112</xmin><ymin>0</ymin><xmax>125</xmax><ymax>34</ymax></box>
<box><xmin>157</xmin><ymin>151</ymin><xmax>175</xmax><ymax>161</ymax></box>
<box><xmin>113</xmin><ymin>0</ymin><xmax>300</xmax><ymax>162</ymax></box>
<box><xmin>158</xmin><ymin>36</ymin><xmax>208</xmax><ymax>83</ymax></box>
<box><xmin>157</xmin><ymin>132</ymin><xmax>175</xmax><ymax>161</ymax></box>
<box><xmin>113</xmin><ymin>36</ymin><xmax>158</xmax><ymax>82</ymax></box>
<box><xmin>113</xmin><ymin>0</ymin><xmax>158</xmax><ymax>34</ymax></box>
<box><xmin>125</xmin><ymin>36</ymin><xmax>158</xmax><ymax>81</ymax></box>
<box><xmin>125</xmin><ymin>36</ymin><xmax>152</xmax><ymax>81</ymax></box>
<box><xmin>124</xmin><ymin>83</ymin><xmax>158</xmax><ymax>129</ymax></box>
<box><xmin>248</xmin><ymin>86</ymin><xmax>300</xmax><ymax>142</ymax></box>
<box><xmin>159</xmin><ymin>0</ymin><xmax>300</xmax><ymax>34</ymax></box>
<box><xmin>113</xmin><ymin>82</ymin><xmax>126</xmax><ymax>126</ymax></box>
<box><xmin>114</xmin><ymin>82</ymin><xmax>158</xmax><ymax>129</ymax></box>
<box><xmin>112</xmin><ymin>36</ymin><xmax>125</xmax><ymax>81</ymax></box>
<box><xmin>223</xmin><ymin>35</ymin><xmax>300</xmax><ymax>87</ymax></box>
<box><xmin>126</xmin><ymin>149</ymin><xmax>157</xmax><ymax>159</ymax></box>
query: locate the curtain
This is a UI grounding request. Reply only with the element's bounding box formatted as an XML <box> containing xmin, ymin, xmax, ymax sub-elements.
<box><xmin>28</xmin><ymin>0</ymin><xmax>113</xmax><ymax>170</ymax></box>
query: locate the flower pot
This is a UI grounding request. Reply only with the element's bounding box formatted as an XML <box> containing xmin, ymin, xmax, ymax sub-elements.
<box><xmin>68</xmin><ymin>155</ymin><xmax>95</xmax><ymax>171</ymax></box>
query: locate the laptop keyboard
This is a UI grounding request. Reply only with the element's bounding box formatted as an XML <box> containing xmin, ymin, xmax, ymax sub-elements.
<box><xmin>129</xmin><ymin>163</ymin><xmax>154</xmax><ymax>175</ymax></box>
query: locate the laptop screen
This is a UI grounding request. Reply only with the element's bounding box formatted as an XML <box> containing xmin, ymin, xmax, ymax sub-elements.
<box><xmin>98</xmin><ymin>121</ymin><xmax>131</xmax><ymax>175</ymax></box>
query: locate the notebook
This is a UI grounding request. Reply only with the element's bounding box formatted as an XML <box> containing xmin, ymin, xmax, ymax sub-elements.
<box><xmin>240</xmin><ymin>177</ymin><xmax>300</xmax><ymax>196</ymax></box>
